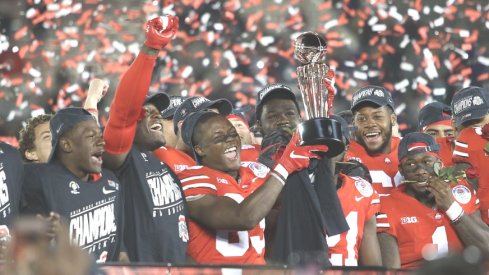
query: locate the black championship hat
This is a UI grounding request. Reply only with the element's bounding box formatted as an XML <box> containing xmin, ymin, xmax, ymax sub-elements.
<box><xmin>48</xmin><ymin>107</ymin><xmax>96</xmax><ymax>162</ymax></box>
<box><xmin>255</xmin><ymin>83</ymin><xmax>299</xmax><ymax>120</ymax></box>
<box><xmin>398</xmin><ymin>132</ymin><xmax>440</xmax><ymax>161</ymax></box>
<box><xmin>351</xmin><ymin>85</ymin><xmax>394</xmax><ymax>112</ymax></box>
<box><xmin>418</xmin><ymin>102</ymin><xmax>452</xmax><ymax>131</ymax></box>
<box><xmin>181</xmin><ymin>110</ymin><xmax>221</xmax><ymax>163</ymax></box>
<box><xmin>173</xmin><ymin>96</ymin><xmax>232</xmax><ymax>134</ymax></box>
<box><xmin>451</xmin><ymin>86</ymin><xmax>489</xmax><ymax>127</ymax></box>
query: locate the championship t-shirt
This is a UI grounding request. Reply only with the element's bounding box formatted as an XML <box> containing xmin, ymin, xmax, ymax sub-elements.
<box><xmin>21</xmin><ymin>162</ymin><xmax>122</xmax><ymax>263</ymax></box>
<box><xmin>0</xmin><ymin>142</ymin><xmax>23</xmax><ymax>236</ymax></box>
<box><xmin>115</xmin><ymin>147</ymin><xmax>188</xmax><ymax>263</ymax></box>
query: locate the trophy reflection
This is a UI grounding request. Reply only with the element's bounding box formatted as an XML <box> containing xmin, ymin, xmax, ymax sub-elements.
<box><xmin>294</xmin><ymin>31</ymin><xmax>344</xmax><ymax>157</ymax></box>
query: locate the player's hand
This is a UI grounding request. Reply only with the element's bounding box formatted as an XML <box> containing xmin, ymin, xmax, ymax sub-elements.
<box><xmin>274</xmin><ymin>132</ymin><xmax>328</xmax><ymax>179</ymax></box>
<box><xmin>324</xmin><ymin>68</ymin><xmax>336</xmax><ymax>116</ymax></box>
<box><xmin>144</xmin><ymin>15</ymin><xmax>179</xmax><ymax>50</ymax></box>
<box><xmin>0</xmin><ymin>227</ymin><xmax>10</xmax><ymax>261</ymax></box>
<box><xmin>427</xmin><ymin>176</ymin><xmax>454</xmax><ymax>212</ymax></box>
<box><xmin>87</xmin><ymin>78</ymin><xmax>109</xmax><ymax>104</ymax></box>
<box><xmin>258</xmin><ymin>129</ymin><xmax>292</xmax><ymax>169</ymax></box>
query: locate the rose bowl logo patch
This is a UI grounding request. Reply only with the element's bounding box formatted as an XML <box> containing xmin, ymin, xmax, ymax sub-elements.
<box><xmin>353</xmin><ymin>177</ymin><xmax>373</xmax><ymax>197</ymax></box>
<box><xmin>452</xmin><ymin>185</ymin><xmax>471</xmax><ymax>205</ymax></box>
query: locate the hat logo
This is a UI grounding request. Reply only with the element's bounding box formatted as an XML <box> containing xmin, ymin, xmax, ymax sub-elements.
<box><xmin>473</xmin><ymin>96</ymin><xmax>483</xmax><ymax>106</ymax></box>
<box><xmin>259</xmin><ymin>84</ymin><xmax>288</xmax><ymax>101</ymax></box>
<box><xmin>453</xmin><ymin>96</ymin><xmax>473</xmax><ymax>115</ymax></box>
<box><xmin>191</xmin><ymin>97</ymin><xmax>208</xmax><ymax>108</ymax></box>
<box><xmin>374</xmin><ymin>89</ymin><xmax>384</xmax><ymax>97</ymax></box>
<box><xmin>352</xmin><ymin>88</ymin><xmax>374</xmax><ymax>104</ymax></box>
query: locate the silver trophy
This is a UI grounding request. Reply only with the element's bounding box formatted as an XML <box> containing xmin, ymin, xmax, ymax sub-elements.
<box><xmin>294</xmin><ymin>31</ymin><xmax>344</xmax><ymax>157</ymax></box>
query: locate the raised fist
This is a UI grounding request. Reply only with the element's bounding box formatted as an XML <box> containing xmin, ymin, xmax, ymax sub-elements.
<box><xmin>144</xmin><ymin>15</ymin><xmax>179</xmax><ymax>50</ymax></box>
<box><xmin>87</xmin><ymin>78</ymin><xmax>109</xmax><ymax>104</ymax></box>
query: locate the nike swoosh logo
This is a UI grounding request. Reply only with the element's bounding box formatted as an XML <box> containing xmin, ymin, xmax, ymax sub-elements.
<box><xmin>290</xmin><ymin>151</ymin><xmax>309</xmax><ymax>159</ymax></box>
<box><xmin>102</xmin><ymin>187</ymin><xmax>116</xmax><ymax>195</ymax></box>
<box><xmin>355</xmin><ymin>196</ymin><xmax>364</xmax><ymax>202</ymax></box>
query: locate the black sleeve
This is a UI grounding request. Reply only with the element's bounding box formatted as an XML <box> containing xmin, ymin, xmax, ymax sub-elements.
<box><xmin>20</xmin><ymin>164</ymin><xmax>49</xmax><ymax>215</ymax></box>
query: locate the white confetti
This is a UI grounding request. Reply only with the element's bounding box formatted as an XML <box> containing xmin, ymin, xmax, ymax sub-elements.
<box><xmin>395</xmin><ymin>79</ymin><xmax>409</xmax><ymax>91</ymax></box>
<box><xmin>323</xmin><ymin>20</ymin><xmax>338</xmax><ymax>30</ymax></box>
<box><xmin>401</xmin><ymin>62</ymin><xmax>414</xmax><ymax>71</ymax></box>
<box><xmin>407</xmin><ymin>9</ymin><xmax>420</xmax><ymax>21</ymax></box>
<box><xmin>66</xmin><ymin>84</ymin><xmax>79</xmax><ymax>93</ymax></box>
<box><xmin>372</xmin><ymin>24</ymin><xmax>387</xmax><ymax>32</ymax></box>
<box><xmin>29</xmin><ymin>68</ymin><xmax>41</xmax><ymax>78</ymax></box>
<box><xmin>353</xmin><ymin>71</ymin><xmax>368</xmax><ymax>80</ymax></box>
<box><xmin>181</xmin><ymin>66</ymin><xmax>193</xmax><ymax>78</ymax></box>
<box><xmin>477</xmin><ymin>56</ymin><xmax>489</xmax><ymax>66</ymax></box>
<box><xmin>259</xmin><ymin>36</ymin><xmax>275</xmax><ymax>46</ymax></box>
<box><xmin>433</xmin><ymin>88</ymin><xmax>446</xmax><ymax>96</ymax></box>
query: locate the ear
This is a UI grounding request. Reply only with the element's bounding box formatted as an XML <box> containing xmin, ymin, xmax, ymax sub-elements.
<box><xmin>390</xmin><ymin>112</ymin><xmax>397</xmax><ymax>126</ymax></box>
<box><xmin>24</xmin><ymin>150</ymin><xmax>39</xmax><ymax>162</ymax></box>
<box><xmin>58</xmin><ymin>137</ymin><xmax>73</xmax><ymax>154</ymax></box>
<box><xmin>194</xmin><ymin>145</ymin><xmax>205</xmax><ymax>158</ymax></box>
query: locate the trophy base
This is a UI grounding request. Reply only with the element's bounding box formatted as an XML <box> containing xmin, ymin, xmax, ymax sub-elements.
<box><xmin>298</xmin><ymin>117</ymin><xmax>345</xmax><ymax>158</ymax></box>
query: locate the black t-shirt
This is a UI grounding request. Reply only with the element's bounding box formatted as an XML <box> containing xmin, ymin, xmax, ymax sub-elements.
<box><xmin>115</xmin><ymin>148</ymin><xmax>187</xmax><ymax>263</ymax></box>
<box><xmin>21</xmin><ymin>162</ymin><xmax>123</xmax><ymax>263</ymax></box>
<box><xmin>0</xmin><ymin>142</ymin><xmax>23</xmax><ymax>232</ymax></box>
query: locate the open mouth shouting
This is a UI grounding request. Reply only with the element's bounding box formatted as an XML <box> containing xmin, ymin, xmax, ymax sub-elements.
<box><xmin>364</xmin><ymin>131</ymin><xmax>382</xmax><ymax>146</ymax></box>
<box><xmin>224</xmin><ymin>146</ymin><xmax>238</xmax><ymax>161</ymax></box>
<box><xmin>150</xmin><ymin>122</ymin><xmax>163</xmax><ymax>133</ymax></box>
<box><xmin>91</xmin><ymin>150</ymin><xmax>104</xmax><ymax>167</ymax></box>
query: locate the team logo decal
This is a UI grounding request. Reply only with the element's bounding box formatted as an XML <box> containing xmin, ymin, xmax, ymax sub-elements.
<box><xmin>248</xmin><ymin>162</ymin><xmax>269</xmax><ymax>178</ymax></box>
<box><xmin>374</xmin><ymin>89</ymin><xmax>384</xmax><ymax>97</ymax></box>
<box><xmin>384</xmin><ymin>157</ymin><xmax>391</xmax><ymax>164</ymax></box>
<box><xmin>354</xmin><ymin>177</ymin><xmax>373</xmax><ymax>197</ymax></box>
<box><xmin>178</xmin><ymin>215</ymin><xmax>189</xmax><ymax>242</ymax></box>
<box><xmin>69</xmin><ymin>181</ymin><xmax>80</xmax><ymax>195</ymax></box>
<box><xmin>452</xmin><ymin>185</ymin><xmax>471</xmax><ymax>204</ymax></box>
<box><xmin>473</xmin><ymin>96</ymin><xmax>484</xmax><ymax>106</ymax></box>
<box><xmin>107</xmin><ymin>180</ymin><xmax>119</xmax><ymax>190</ymax></box>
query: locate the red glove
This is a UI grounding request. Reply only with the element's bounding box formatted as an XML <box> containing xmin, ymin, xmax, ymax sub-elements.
<box><xmin>273</xmin><ymin>133</ymin><xmax>328</xmax><ymax>180</ymax></box>
<box><xmin>324</xmin><ymin>68</ymin><xmax>336</xmax><ymax>116</ymax></box>
<box><xmin>144</xmin><ymin>16</ymin><xmax>179</xmax><ymax>50</ymax></box>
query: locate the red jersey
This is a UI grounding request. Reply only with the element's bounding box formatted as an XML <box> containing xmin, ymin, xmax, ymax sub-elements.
<box><xmin>436</xmin><ymin>137</ymin><xmax>454</xmax><ymax>167</ymax></box>
<box><xmin>453</xmin><ymin>126</ymin><xmax>489</xmax><ymax>224</ymax></box>
<box><xmin>240</xmin><ymin>144</ymin><xmax>260</xmax><ymax>162</ymax></box>
<box><xmin>153</xmin><ymin>146</ymin><xmax>196</xmax><ymax>175</ymax></box>
<box><xmin>376</xmin><ymin>180</ymin><xmax>479</xmax><ymax>269</ymax></box>
<box><xmin>344</xmin><ymin>137</ymin><xmax>402</xmax><ymax>196</ymax></box>
<box><xmin>179</xmin><ymin>161</ymin><xmax>270</xmax><ymax>264</ymax></box>
<box><xmin>327</xmin><ymin>174</ymin><xmax>380</xmax><ymax>266</ymax></box>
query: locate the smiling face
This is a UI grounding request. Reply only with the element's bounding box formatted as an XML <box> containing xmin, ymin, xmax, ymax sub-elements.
<box><xmin>353</xmin><ymin>105</ymin><xmax>396</xmax><ymax>155</ymax></box>
<box><xmin>134</xmin><ymin>104</ymin><xmax>165</xmax><ymax>151</ymax></box>
<box><xmin>259</xmin><ymin>98</ymin><xmax>301</xmax><ymax>136</ymax></box>
<box><xmin>59</xmin><ymin>119</ymin><xmax>105</xmax><ymax>175</ymax></box>
<box><xmin>399</xmin><ymin>152</ymin><xmax>440</xmax><ymax>198</ymax></box>
<box><xmin>194</xmin><ymin>115</ymin><xmax>241</xmax><ymax>173</ymax></box>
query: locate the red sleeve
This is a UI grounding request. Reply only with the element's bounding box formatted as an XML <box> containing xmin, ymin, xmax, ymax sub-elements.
<box><xmin>376</xmin><ymin>197</ymin><xmax>397</xmax><ymax>237</ymax></box>
<box><xmin>367</xmin><ymin>190</ymin><xmax>381</xmax><ymax>219</ymax></box>
<box><xmin>452</xmin><ymin>180</ymin><xmax>480</xmax><ymax>215</ymax></box>
<box><xmin>179</xmin><ymin>167</ymin><xmax>217</xmax><ymax>201</ymax></box>
<box><xmin>154</xmin><ymin>146</ymin><xmax>196</xmax><ymax>174</ymax></box>
<box><xmin>104</xmin><ymin>52</ymin><xmax>157</xmax><ymax>154</ymax></box>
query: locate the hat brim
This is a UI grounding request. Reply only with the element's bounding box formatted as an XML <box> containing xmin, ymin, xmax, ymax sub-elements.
<box><xmin>454</xmin><ymin>108</ymin><xmax>487</xmax><ymax>127</ymax></box>
<box><xmin>198</xmin><ymin>99</ymin><xmax>233</xmax><ymax>115</ymax></box>
<box><xmin>351</xmin><ymin>98</ymin><xmax>393</xmax><ymax>112</ymax></box>
<box><xmin>145</xmin><ymin>93</ymin><xmax>170</xmax><ymax>112</ymax></box>
<box><xmin>161</xmin><ymin>107</ymin><xmax>177</xmax><ymax>119</ymax></box>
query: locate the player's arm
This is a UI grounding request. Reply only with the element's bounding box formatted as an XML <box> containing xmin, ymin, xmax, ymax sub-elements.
<box><xmin>84</xmin><ymin>78</ymin><xmax>109</xmax><ymax>124</ymax></box>
<box><xmin>186</xmin><ymin>134</ymin><xmax>328</xmax><ymax>231</ymax></box>
<box><xmin>377</xmin><ymin>232</ymin><xmax>400</xmax><ymax>269</ymax></box>
<box><xmin>103</xmin><ymin>16</ymin><xmax>178</xmax><ymax>170</ymax></box>
<box><xmin>428</xmin><ymin>177</ymin><xmax>489</xmax><ymax>255</ymax></box>
<box><xmin>358</xmin><ymin>216</ymin><xmax>382</xmax><ymax>266</ymax></box>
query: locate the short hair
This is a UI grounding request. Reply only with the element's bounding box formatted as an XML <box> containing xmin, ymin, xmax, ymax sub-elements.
<box><xmin>19</xmin><ymin>114</ymin><xmax>53</xmax><ymax>162</ymax></box>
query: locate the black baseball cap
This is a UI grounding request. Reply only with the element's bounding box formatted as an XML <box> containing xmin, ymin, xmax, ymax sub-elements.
<box><xmin>418</xmin><ymin>102</ymin><xmax>452</xmax><ymax>130</ymax></box>
<box><xmin>48</xmin><ymin>107</ymin><xmax>96</xmax><ymax>162</ymax></box>
<box><xmin>351</xmin><ymin>85</ymin><xmax>394</xmax><ymax>113</ymax></box>
<box><xmin>451</xmin><ymin>86</ymin><xmax>489</xmax><ymax>127</ymax></box>
<box><xmin>398</xmin><ymin>132</ymin><xmax>440</xmax><ymax>161</ymax></box>
<box><xmin>173</xmin><ymin>96</ymin><xmax>233</xmax><ymax>134</ymax></box>
<box><xmin>161</xmin><ymin>95</ymin><xmax>186</xmax><ymax>119</ymax></box>
<box><xmin>144</xmin><ymin>92</ymin><xmax>170</xmax><ymax>113</ymax></box>
<box><xmin>255</xmin><ymin>83</ymin><xmax>299</xmax><ymax>120</ymax></box>
<box><xmin>181</xmin><ymin>110</ymin><xmax>221</xmax><ymax>163</ymax></box>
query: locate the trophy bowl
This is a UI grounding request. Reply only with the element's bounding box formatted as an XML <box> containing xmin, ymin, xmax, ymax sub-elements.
<box><xmin>297</xmin><ymin>117</ymin><xmax>345</xmax><ymax>158</ymax></box>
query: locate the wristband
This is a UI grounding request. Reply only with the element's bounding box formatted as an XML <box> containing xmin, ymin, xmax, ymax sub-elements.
<box><xmin>273</xmin><ymin>164</ymin><xmax>289</xmax><ymax>181</ymax></box>
<box><xmin>445</xmin><ymin>201</ymin><xmax>464</xmax><ymax>222</ymax></box>
<box><xmin>270</xmin><ymin>171</ymin><xmax>286</xmax><ymax>186</ymax></box>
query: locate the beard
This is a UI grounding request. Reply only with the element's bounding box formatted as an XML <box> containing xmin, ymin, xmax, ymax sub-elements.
<box><xmin>355</xmin><ymin>121</ymin><xmax>393</xmax><ymax>155</ymax></box>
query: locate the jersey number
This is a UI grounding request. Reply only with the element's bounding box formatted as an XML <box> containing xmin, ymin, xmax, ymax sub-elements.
<box><xmin>326</xmin><ymin>211</ymin><xmax>358</xmax><ymax>266</ymax></box>
<box><xmin>431</xmin><ymin>226</ymin><xmax>448</xmax><ymax>256</ymax></box>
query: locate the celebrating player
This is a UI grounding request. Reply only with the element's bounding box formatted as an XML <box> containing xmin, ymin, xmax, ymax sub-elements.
<box><xmin>21</xmin><ymin>108</ymin><xmax>123</xmax><ymax>263</ymax></box>
<box><xmin>18</xmin><ymin>114</ymin><xmax>53</xmax><ymax>163</ymax></box>
<box><xmin>345</xmin><ymin>85</ymin><xmax>402</xmax><ymax>195</ymax></box>
<box><xmin>377</xmin><ymin>132</ymin><xmax>489</xmax><ymax>269</ymax></box>
<box><xmin>102</xmin><ymin>16</ymin><xmax>188</xmax><ymax>263</ymax></box>
<box><xmin>178</xmin><ymin>110</ymin><xmax>328</xmax><ymax>264</ymax></box>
